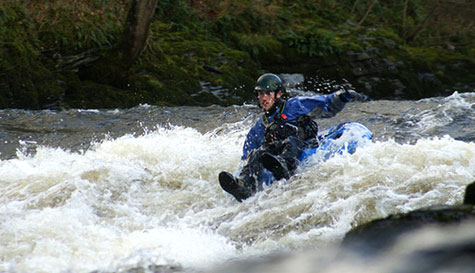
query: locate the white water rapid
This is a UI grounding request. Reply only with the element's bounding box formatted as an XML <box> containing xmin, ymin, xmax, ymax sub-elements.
<box><xmin>0</xmin><ymin>92</ymin><xmax>474</xmax><ymax>273</ymax></box>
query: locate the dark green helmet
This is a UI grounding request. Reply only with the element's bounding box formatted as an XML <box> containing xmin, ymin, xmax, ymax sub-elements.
<box><xmin>255</xmin><ymin>73</ymin><xmax>283</xmax><ymax>92</ymax></box>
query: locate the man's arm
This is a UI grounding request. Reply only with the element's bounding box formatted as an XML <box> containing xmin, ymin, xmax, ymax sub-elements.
<box><xmin>297</xmin><ymin>90</ymin><xmax>366</xmax><ymax>117</ymax></box>
<box><xmin>241</xmin><ymin>121</ymin><xmax>265</xmax><ymax>160</ymax></box>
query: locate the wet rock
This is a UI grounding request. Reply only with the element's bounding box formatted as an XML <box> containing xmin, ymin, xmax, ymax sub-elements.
<box><xmin>418</xmin><ymin>73</ymin><xmax>442</xmax><ymax>92</ymax></box>
<box><xmin>341</xmin><ymin>181</ymin><xmax>475</xmax><ymax>255</ymax></box>
<box><xmin>203</xmin><ymin>65</ymin><xmax>224</xmax><ymax>74</ymax></box>
<box><xmin>463</xmin><ymin>182</ymin><xmax>475</xmax><ymax>205</ymax></box>
<box><xmin>394</xmin><ymin>239</ymin><xmax>475</xmax><ymax>273</ymax></box>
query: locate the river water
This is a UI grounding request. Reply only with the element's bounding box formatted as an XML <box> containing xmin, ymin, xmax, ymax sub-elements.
<box><xmin>0</xmin><ymin>91</ymin><xmax>474</xmax><ymax>273</ymax></box>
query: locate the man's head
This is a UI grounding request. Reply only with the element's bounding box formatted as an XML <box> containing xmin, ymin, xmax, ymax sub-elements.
<box><xmin>255</xmin><ymin>73</ymin><xmax>284</xmax><ymax>111</ymax></box>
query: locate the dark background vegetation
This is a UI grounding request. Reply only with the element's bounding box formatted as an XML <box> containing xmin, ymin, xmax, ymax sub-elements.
<box><xmin>1</xmin><ymin>0</ymin><xmax>474</xmax><ymax>109</ymax></box>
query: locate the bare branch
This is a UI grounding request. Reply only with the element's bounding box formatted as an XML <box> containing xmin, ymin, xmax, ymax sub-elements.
<box><xmin>358</xmin><ymin>0</ymin><xmax>378</xmax><ymax>26</ymax></box>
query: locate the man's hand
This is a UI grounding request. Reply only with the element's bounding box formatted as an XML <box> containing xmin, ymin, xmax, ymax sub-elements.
<box><xmin>337</xmin><ymin>90</ymin><xmax>368</xmax><ymax>102</ymax></box>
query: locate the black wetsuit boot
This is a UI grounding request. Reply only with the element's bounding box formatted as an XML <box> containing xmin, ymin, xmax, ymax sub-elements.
<box><xmin>219</xmin><ymin>172</ymin><xmax>255</xmax><ymax>202</ymax></box>
<box><xmin>219</xmin><ymin>149</ymin><xmax>264</xmax><ymax>202</ymax></box>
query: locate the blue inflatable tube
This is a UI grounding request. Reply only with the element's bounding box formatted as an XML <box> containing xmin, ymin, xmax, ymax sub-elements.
<box><xmin>261</xmin><ymin>122</ymin><xmax>372</xmax><ymax>186</ymax></box>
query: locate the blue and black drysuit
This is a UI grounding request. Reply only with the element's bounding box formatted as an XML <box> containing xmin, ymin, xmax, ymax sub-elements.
<box><xmin>237</xmin><ymin>90</ymin><xmax>359</xmax><ymax>196</ymax></box>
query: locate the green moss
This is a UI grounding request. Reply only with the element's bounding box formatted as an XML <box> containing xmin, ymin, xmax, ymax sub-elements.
<box><xmin>367</xmin><ymin>28</ymin><xmax>402</xmax><ymax>45</ymax></box>
<box><xmin>231</xmin><ymin>33</ymin><xmax>283</xmax><ymax>59</ymax></box>
<box><xmin>279</xmin><ymin>27</ymin><xmax>341</xmax><ymax>57</ymax></box>
<box><xmin>2</xmin><ymin>1</ymin><xmax>474</xmax><ymax>109</ymax></box>
<box><xmin>63</xmin><ymin>79</ymin><xmax>138</xmax><ymax>109</ymax></box>
<box><xmin>402</xmin><ymin>47</ymin><xmax>475</xmax><ymax>81</ymax></box>
<box><xmin>387</xmin><ymin>46</ymin><xmax>475</xmax><ymax>98</ymax></box>
<box><xmin>129</xmin><ymin>21</ymin><xmax>260</xmax><ymax>105</ymax></box>
<box><xmin>0</xmin><ymin>2</ymin><xmax>63</xmax><ymax>109</ymax></box>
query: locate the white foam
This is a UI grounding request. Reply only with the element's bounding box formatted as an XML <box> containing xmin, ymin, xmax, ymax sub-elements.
<box><xmin>416</xmin><ymin>91</ymin><xmax>475</xmax><ymax>133</ymax></box>
<box><xmin>0</xmin><ymin>123</ymin><xmax>474</xmax><ymax>273</ymax></box>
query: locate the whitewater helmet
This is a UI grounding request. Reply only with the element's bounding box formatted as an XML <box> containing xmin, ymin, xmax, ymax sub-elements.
<box><xmin>254</xmin><ymin>73</ymin><xmax>284</xmax><ymax>93</ymax></box>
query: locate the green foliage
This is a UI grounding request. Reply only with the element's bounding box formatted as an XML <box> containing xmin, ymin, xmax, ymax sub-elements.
<box><xmin>26</xmin><ymin>0</ymin><xmax>124</xmax><ymax>54</ymax></box>
<box><xmin>1</xmin><ymin>0</ymin><xmax>474</xmax><ymax>109</ymax></box>
<box><xmin>213</xmin><ymin>1</ymin><xmax>285</xmax><ymax>35</ymax></box>
<box><xmin>231</xmin><ymin>33</ymin><xmax>282</xmax><ymax>58</ymax></box>
<box><xmin>282</xmin><ymin>27</ymin><xmax>341</xmax><ymax>57</ymax></box>
<box><xmin>344</xmin><ymin>0</ymin><xmax>473</xmax><ymax>48</ymax></box>
<box><xmin>155</xmin><ymin>0</ymin><xmax>197</xmax><ymax>26</ymax></box>
<box><xmin>0</xmin><ymin>2</ymin><xmax>62</xmax><ymax>109</ymax></box>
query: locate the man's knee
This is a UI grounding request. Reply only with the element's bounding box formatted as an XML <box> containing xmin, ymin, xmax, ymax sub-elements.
<box><xmin>285</xmin><ymin>136</ymin><xmax>306</xmax><ymax>148</ymax></box>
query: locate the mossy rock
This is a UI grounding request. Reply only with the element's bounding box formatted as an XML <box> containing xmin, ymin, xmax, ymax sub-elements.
<box><xmin>131</xmin><ymin>21</ymin><xmax>260</xmax><ymax>105</ymax></box>
<box><xmin>63</xmin><ymin>78</ymin><xmax>138</xmax><ymax>109</ymax></box>
<box><xmin>392</xmin><ymin>46</ymin><xmax>475</xmax><ymax>97</ymax></box>
<box><xmin>129</xmin><ymin>72</ymin><xmax>199</xmax><ymax>106</ymax></box>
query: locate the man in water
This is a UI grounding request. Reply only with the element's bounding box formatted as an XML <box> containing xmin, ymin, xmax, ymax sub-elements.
<box><xmin>219</xmin><ymin>73</ymin><xmax>365</xmax><ymax>202</ymax></box>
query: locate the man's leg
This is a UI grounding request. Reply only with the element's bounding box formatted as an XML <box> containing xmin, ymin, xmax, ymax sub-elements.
<box><xmin>280</xmin><ymin>136</ymin><xmax>306</xmax><ymax>172</ymax></box>
<box><xmin>238</xmin><ymin>148</ymin><xmax>267</xmax><ymax>192</ymax></box>
<box><xmin>261</xmin><ymin>136</ymin><xmax>306</xmax><ymax>180</ymax></box>
<box><xmin>220</xmin><ymin>148</ymin><xmax>266</xmax><ymax>201</ymax></box>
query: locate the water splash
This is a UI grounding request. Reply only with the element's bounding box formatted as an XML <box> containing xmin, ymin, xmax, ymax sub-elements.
<box><xmin>0</xmin><ymin>93</ymin><xmax>474</xmax><ymax>273</ymax></box>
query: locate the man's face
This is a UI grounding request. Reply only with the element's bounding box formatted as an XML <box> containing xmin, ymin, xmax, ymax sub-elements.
<box><xmin>258</xmin><ymin>90</ymin><xmax>282</xmax><ymax>111</ymax></box>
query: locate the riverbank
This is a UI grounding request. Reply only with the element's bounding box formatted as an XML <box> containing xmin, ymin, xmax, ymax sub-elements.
<box><xmin>1</xmin><ymin>0</ymin><xmax>474</xmax><ymax>109</ymax></box>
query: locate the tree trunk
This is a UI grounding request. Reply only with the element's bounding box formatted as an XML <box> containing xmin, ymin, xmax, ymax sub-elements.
<box><xmin>78</xmin><ymin>0</ymin><xmax>158</xmax><ymax>86</ymax></box>
<box><xmin>402</xmin><ymin>0</ymin><xmax>409</xmax><ymax>29</ymax></box>
<box><xmin>119</xmin><ymin>0</ymin><xmax>159</xmax><ymax>67</ymax></box>
<box><xmin>351</xmin><ymin>0</ymin><xmax>360</xmax><ymax>14</ymax></box>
